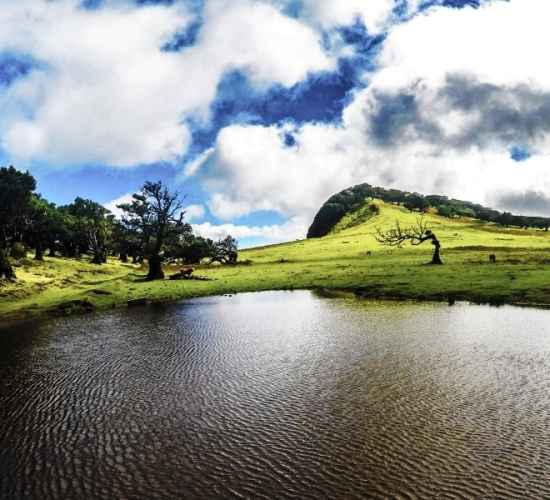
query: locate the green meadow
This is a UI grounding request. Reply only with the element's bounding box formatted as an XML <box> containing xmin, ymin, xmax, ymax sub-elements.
<box><xmin>3</xmin><ymin>200</ymin><xmax>550</xmax><ymax>324</ymax></box>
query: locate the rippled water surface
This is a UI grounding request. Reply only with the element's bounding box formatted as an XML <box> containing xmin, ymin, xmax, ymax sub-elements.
<box><xmin>2</xmin><ymin>291</ymin><xmax>550</xmax><ymax>499</ymax></box>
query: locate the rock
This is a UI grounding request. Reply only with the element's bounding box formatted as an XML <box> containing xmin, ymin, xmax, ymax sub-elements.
<box><xmin>127</xmin><ymin>298</ymin><xmax>148</xmax><ymax>307</ymax></box>
<box><xmin>49</xmin><ymin>299</ymin><xmax>95</xmax><ymax>316</ymax></box>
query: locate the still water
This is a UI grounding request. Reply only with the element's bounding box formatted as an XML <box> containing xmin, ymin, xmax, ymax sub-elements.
<box><xmin>1</xmin><ymin>291</ymin><xmax>550</xmax><ymax>499</ymax></box>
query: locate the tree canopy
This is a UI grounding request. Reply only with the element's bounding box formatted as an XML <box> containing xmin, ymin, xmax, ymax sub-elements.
<box><xmin>308</xmin><ymin>183</ymin><xmax>550</xmax><ymax>238</ymax></box>
<box><xmin>0</xmin><ymin>166</ymin><xmax>239</xmax><ymax>281</ymax></box>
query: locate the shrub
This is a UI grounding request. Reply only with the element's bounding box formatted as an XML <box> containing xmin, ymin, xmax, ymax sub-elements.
<box><xmin>10</xmin><ymin>242</ymin><xmax>27</xmax><ymax>259</ymax></box>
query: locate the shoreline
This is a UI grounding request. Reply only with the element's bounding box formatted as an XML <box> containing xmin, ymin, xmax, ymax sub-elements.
<box><xmin>3</xmin><ymin>281</ymin><xmax>550</xmax><ymax>330</ymax></box>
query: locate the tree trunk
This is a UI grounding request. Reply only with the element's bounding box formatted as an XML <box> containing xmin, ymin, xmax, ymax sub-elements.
<box><xmin>120</xmin><ymin>252</ymin><xmax>128</xmax><ymax>263</ymax></box>
<box><xmin>91</xmin><ymin>251</ymin><xmax>103</xmax><ymax>265</ymax></box>
<box><xmin>147</xmin><ymin>253</ymin><xmax>164</xmax><ymax>280</ymax></box>
<box><xmin>431</xmin><ymin>240</ymin><xmax>443</xmax><ymax>265</ymax></box>
<box><xmin>48</xmin><ymin>247</ymin><xmax>56</xmax><ymax>257</ymax></box>
<box><xmin>34</xmin><ymin>241</ymin><xmax>44</xmax><ymax>261</ymax></box>
<box><xmin>0</xmin><ymin>251</ymin><xmax>15</xmax><ymax>280</ymax></box>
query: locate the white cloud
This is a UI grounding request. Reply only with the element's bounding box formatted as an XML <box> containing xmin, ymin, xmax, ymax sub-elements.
<box><xmin>103</xmin><ymin>192</ymin><xmax>135</xmax><ymax>218</ymax></box>
<box><xmin>204</xmin><ymin>0</ymin><xmax>550</xmax><ymax>230</ymax></box>
<box><xmin>373</xmin><ymin>0</ymin><xmax>550</xmax><ymax>91</ymax></box>
<box><xmin>178</xmin><ymin>147</ymin><xmax>215</xmax><ymax>181</ymax></box>
<box><xmin>299</xmin><ymin>0</ymin><xmax>396</xmax><ymax>32</ymax></box>
<box><xmin>193</xmin><ymin>215</ymin><xmax>307</xmax><ymax>246</ymax></box>
<box><xmin>184</xmin><ymin>204</ymin><xmax>206</xmax><ymax>222</ymax></box>
<box><xmin>9</xmin><ymin>0</ymin><xmax>550</xmax><ymax>244</ymax></box>
<box><xmin>206</xmin><ymin>122</ymin><xmax>367</xmax><ymax>223</ymax></box>
<box><xmin>0</xmin><ymin>0</ymin><xmax>332</xmax><ymax>167</ymax></box>
<box><xmin>1</xmin><ymin>0</ymin><xmax>193</xmax><ymax>166</ymax></box>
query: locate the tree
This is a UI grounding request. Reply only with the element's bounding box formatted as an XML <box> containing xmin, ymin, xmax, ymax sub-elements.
<box><xmin>0</xmin><ymin>166</ymin><xmax>36</xmax><ymax>279</ymax></box>
<box><xmin>178</xmin><ymin>236</ymin><xmax>214</xmax><ymax>264</ymax></box>
<box><xmin>118</xmin><ymin>181</ymin><xmax>185</xmax><ymax>280</ymax></box>
<box><xmin>111</xmin><ymin>220</ymin><xmax>134</xmax><ymax>263</ymax></box>
<box><xmin>404</xmin><ymin>194</ymin><xmax>429</xmax><ymax>212</ymax></box>
<box><xmin>375</xmin><ymin>218</ymin><xmax>443</xmax><ymax>265</ymax></box>
<box><xmin>437</xmin><ymin>205</ymin><xmax>454</xmax><ymax>218</ymax></box>
<box><xmin>66</xmin><ymin>198</ymin><xmax>112</xmax><ymax>264</ymax></box>
<box><xmin>209</xmin><ymin>236</ymin><xmax>238</xmax><ymax>264</ymax></box>
<box><xmin>26</xmin><ymin>195</ymin><xmax>60</xmax><ymax>261</ymax></box>
<box><xmin>496</xmin><ymin>211</ymin><xmax>515</xmax><ymax>227</ymax></box>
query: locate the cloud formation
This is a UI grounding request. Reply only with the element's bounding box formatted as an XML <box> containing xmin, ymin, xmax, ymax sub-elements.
<box><xmin>193</xmin><ymin>216</ymin><xmax>307</xmax><ymax>245</ymax></box>
<box><xmin>203</xmin><ymin>0</ymin><xmax>550</xmax><ymax>240</ymax></box>
<box><xmin>0</xmin><ymin>0</ymin><xmax>331</xmax><ymax>166</ymax></box>
<box><xmin>365</xmin><ymin>75</ymin><xmax>550</xmax><ymax>152</ymax></box>
<box><xmin>7</xmin><ymin>0</ymin><xmax>550</xmax><ymax>245</ymax></box>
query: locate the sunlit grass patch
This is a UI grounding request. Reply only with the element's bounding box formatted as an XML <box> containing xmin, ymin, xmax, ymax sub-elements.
<box><xmin>3</xmin><ymin>200</ymin><xmax>550</xmax><ymax>323</ymax></box>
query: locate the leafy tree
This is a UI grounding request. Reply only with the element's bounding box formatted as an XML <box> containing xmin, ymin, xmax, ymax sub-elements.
<box><xmin>111</xmin><ymin>220</ymin><xmax>134</xmax><ymax>263</ymax></box>
<box><xmin>163</xmin><ymin>223</ymin><xmax>196</xmax><ymax>262</ymax></box>
<box><xmin>404</xmin><ymin>194</ymin><xmax>429</xmax><ymax>212</ymax></box>
<box><xmin>118</xmin><ymin>181</ymin><xmax>185</xmax><ymax>280</ymax></box>
<box><xmin>376</xmin><ymin>218</ymin><xmax>443</xmax><ymax>265</ymax></box>
<box><xmin>307</xmin><ymin>184</ymin><xmax>376</xmax><ymax>238</ymax></box>
<box><xmin>0</xmin><ymin>166</ymin><xmax>36</xmax><ymax>279</ymax></box>
<box><xmin>26</xmin><ymin>195</ymin><xmax>60</xmax><ymax>260</ymax></box>
<box><xmin>178</xmin><ymin>236</ymin><xmax>215</xmax><ymax>264</ymax></box>
<box><xmin>437</xmin><ymin>205</ymin><xmax>454</xmax><ymax>218</ymax></box>
<box><xmin>455</xmin><ymin>207</ymin><xmax>476</xmax><ymax>218</ymax></box>
<box><xmin>66</xmin><ymin>198</ymin><xmax>112</xmax><ymax>264</ymax></box>
<box><xmin>496</xmin><ymin>211</ymin><xmax>515</xmax><ymax>227</ymax></box>
<box><xmin>209</xmin><ymin>236</ymin><xmax>238</xmax><ymax>264</ymax></box>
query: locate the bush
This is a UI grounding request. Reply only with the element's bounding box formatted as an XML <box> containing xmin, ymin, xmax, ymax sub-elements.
<box><xmin>437</xmin><ymin>205</ymin><xmax>454</xmax><ymax>218</ymax></box>
<box><xmin>10</xmin><ymin>242</ymin><xmax>27</xmax><ymax>259</ymax></box>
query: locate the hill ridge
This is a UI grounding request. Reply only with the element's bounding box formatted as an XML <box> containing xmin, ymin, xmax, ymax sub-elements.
<box><xmin>307</xmin><ymin>183</ymin><xmax>550</xmax><ymax>238</ymax></box>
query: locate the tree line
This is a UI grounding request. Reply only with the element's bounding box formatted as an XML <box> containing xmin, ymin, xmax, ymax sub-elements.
<box><xmin>308</xmin><ymin>183</ymin><xmax>550</xmax><ymax>238</ymax></box>
<box><xmin>0</xmin><ymin>166</ymin><xmax>237</xmax><ymax>281</ymax></box>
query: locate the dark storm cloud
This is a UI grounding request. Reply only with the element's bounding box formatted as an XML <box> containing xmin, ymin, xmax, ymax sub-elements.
<box><xmin>495</xmin><ymin>191</ymin><xmax>550</xmax><ymax>217</ymax></box>
<box><xmin>368</xmin><ymin>74</ymin><xmax>550</xmax><ymax>151</ymax></box>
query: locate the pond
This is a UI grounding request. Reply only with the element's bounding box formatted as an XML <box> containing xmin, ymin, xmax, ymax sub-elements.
<box><xmin>1</xmin><ymin>291</ymin><xmax>550</xmax><ymax>499</ymax></box>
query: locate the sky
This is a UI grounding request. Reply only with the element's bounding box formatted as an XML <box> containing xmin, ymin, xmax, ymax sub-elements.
<box><xmin>2</xmin><ymin>0</ymin><xmax>550</xmax><ymax>247</ymax></box>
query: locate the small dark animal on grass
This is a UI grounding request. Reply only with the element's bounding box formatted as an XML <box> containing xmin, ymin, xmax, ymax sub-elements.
<box><xmin>179</xmin><ymin>267</ymin><xmax>194</xmax><ymax>278</ymax></box>
<box><xmin>366</xmin><ymin>251</ymin><xmax>372</xmax><ymax>256</ymax></box>
<box><xmin>489</xmin><ymin>254</ymin><xmax>496</xmax><ymax>263</ymax></box>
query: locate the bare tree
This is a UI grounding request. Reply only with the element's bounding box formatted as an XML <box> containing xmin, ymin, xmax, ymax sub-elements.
<box><xmin>375</xmin><ymin>217</ymin><xmax>443</xmax><ymax>265</ymax></box>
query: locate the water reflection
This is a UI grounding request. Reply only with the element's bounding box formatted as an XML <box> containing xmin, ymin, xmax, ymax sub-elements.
<box><xmin>1</xmin><ymin>291</ymin><xmax>550</xmax><ymax>499</ymax></box>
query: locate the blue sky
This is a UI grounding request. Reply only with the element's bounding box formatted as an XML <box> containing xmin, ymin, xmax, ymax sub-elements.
<box><xmin>3</xmin><ymin>0</ymin><xmax>550</xmax><ymax>246</ymax></box>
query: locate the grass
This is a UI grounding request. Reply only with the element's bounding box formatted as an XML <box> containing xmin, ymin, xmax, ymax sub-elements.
<box><xmin>3</xmin><ymin>200</ymin><xmax>550</xmax><ymax>324</ymax></box>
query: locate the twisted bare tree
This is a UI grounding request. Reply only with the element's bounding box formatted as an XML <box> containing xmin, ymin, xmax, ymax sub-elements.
<box><xmin>375</xmin><ymin>217</ymin><xmax>443</xmax><ymax>265</ymax></box>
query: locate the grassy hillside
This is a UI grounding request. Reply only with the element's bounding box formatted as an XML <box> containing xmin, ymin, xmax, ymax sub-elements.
<box><xmin>3</xmin><ymin>200</ymin><xmax>550</xmax><ymax>324</ymax></box>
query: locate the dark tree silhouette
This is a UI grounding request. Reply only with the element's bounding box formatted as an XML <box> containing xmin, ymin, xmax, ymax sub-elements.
<box><xmin>0</xmin><ymin>166</ymin><xmax>37</xmax><ymax>279</ymax></box>
<box><xmin>119</xmin><ymin>181</ymin><xmax>185</xmax><ymax>280</ymax></box>
<box><xmin>27</xmin><ymin>195</ymin><xmax>58</xmax><ymax>261</ymax></box>
<box><xmin>375</xmin><ymin>218</ymin><xmax>443</xmax><ymax>265</ymax></box>
<box><xmin>208</xmin><ymin>236</ymin><xmax>238</xmax><ymax>265</ymax></box>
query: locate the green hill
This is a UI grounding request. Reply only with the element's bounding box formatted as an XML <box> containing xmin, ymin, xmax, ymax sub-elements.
<box><xmin>307</xmin><ymin>183</ymin><xmax>550</xmax><ymax>238</ymax></box>
<box><xmin>4</xmin><ymin>197</ymin><xmax>550</xmax><ymax>324</ymax></box>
